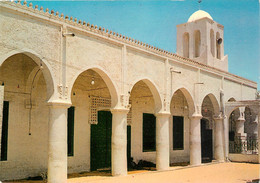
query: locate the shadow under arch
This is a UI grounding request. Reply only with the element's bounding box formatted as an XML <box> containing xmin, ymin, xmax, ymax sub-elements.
<box><xmin>0</xmin><ymin>50</ymin><xmax>55</xmax><ymax>100</ymax></box>
<box><xmin>129</xmin><ymin>78</ymin><xmax>162</xmax><ymax>113</ymax></box>
<box><xmin>69</xmin><ymin>66</ymin><xmax>119</xmax><ymax>108</ymax></box>
<box><xmin>201</xmin><ymin>93</ymin><xmax>220</xmax><ymax>115</ymax></box>
<box><xmin>227</xmin><ymin>97</ymin><xmax>236</xmax><ymax>102</ymax></box>
<box><xmin>170</xmin><ymin>87</ymin><xmax>195</xmax><ymax>116</ymax></box>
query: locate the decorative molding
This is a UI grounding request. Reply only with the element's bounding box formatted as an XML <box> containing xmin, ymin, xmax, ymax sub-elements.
<box><xmin>0</xmin><ymin>1</ymin><xmax>256</xmax><ymax>89</ymax></box>
<box><xmin>58</xmin><ymin>84</ymin><xmax>62</xmax><ymax>99</ymax></box>
<box><xmin>89</xmin><ymin>96</ymin><xmax>132</xmax><ymax>125</ymax></box>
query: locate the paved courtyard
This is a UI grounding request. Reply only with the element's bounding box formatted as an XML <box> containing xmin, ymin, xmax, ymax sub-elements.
<box><xmin>4</xmin><ymin>162</ymin><xmax>259</xmax><ymax>183</ymax></box>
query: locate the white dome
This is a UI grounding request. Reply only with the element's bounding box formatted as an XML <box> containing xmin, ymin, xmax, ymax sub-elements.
<box><xmin>188</xmin><ymin>10</ymin><xmax>213</xmax><ymax>22</ymax></box>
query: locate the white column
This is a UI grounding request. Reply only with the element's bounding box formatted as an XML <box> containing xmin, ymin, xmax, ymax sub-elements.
<box><xmin>48</xmin><ymin>101</ymin><xmax>70</xmax><ymax>183</ymax></box>
<box><xmin>236</xmin><ymin>107</ymin><xmax>246</xmax><ymax>137</ymax></box>
<box><xmin>236</xmin><ymin>119</ymin><xmax>246</xmax><ymax>136</ymax></box>
<box><xmin>111</xmin><ymin>108</ymin><xmax>129</xmax><ymax>176</ymax></box>
<box><xmin>156</xmin><ymin>112</ymin><xmax>171</xmax><ymax>171</ymax></box>
<box><xmin>190</xmin><ymin>114</ymin><xmax>202</xmax><ymax>166</ymax></box>
<box><xmin>214</xmin><ymin>117</ymin><xmax>225</xmax><ymax>162</ymax></box>
<box><xmin>223</xmin><ymin>116</ymin><xmax>229</xmax><ymax>161</ymax></box>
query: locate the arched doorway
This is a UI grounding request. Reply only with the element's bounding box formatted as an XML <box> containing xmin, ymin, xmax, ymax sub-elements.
<box><xmin>201</xmin><ymin>94</ymin><xmax>220</xmax><ymax>163</ymax></box>
<box><xmin>169</xmin><ymin>88</ymin><xmax>195</xmax><ymax>165</ymax></box>
<box><xmin>0</xmin><ymin>53</ymin><xmax>54</xmax><ymax>180</ymax></box>
<box><xmin>129</xmin><ymin>79</ymin><xmax>161</xmax><ymax>167</ymax></box>
<box><xmin>229</xmin><ymin>106</ymin><xmax>257</xmax><ymax>154</ymax></box>
<box><xmin>229</xmin><ymin>108</ymin><xmax>239</xmax><ymax>153</ymax></box>
<box><xmin>70</xmin><ymin>68</ymin><xmax>119</xmax><ymax>173</ymax></box>
<box><xmin>201</xmin><ymin>118</ymin><xmax>213</xmax><ymax>162</ymax></box>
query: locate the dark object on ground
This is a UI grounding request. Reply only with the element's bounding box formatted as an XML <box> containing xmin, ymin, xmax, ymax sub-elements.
<box><xmin>26</xmin><ymin>176</ymin><xmax>43</xmax><ymax>180</ymax></box>
<box><xmin>128</xmin><ymin>157</ymin><xmax>137</xmax><ymax>170</ymax></box>
<box><xmin>136</xmin><ymin>160</ymin><xmax>156</xmax><ymax>169</ymax></box>
<box><xmin>247</xmin><ymin>179</ymin><xmax>260</xmax><ymax>183</ymax></box>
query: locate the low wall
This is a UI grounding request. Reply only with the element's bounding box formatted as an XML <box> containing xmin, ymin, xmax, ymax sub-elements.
<box><xmin>229</xmin><ymin>154</ymin><xmax>259</xmax><ymax>163</ymax></box>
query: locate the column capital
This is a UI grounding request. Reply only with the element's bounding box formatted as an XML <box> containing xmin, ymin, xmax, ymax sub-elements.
<box><xmin>47</xmin><ymin>99</ymin><xmax>71</xmax><ymax>108</ymax></box>
<box><xmin>213</xmin><ymin>114</ymin><xmax>224</xmax><ymax>121</ymax></box>
<box><xmin>155</xmin><ymin>112</ymin><xmax>171</xmax><ymax>117</ymax></box>
<box><xmin>110</xmin><ymin>108</ymin><xmax>129</xmax><ymax>114</ymax></box>
<box><xmin>214</xmin><ymin>117</ymin><xmax>224</xmax><ymax>121</ymax></box>
<box><xmin>190</xmin><ymin>113</ymin><xmax>203</xmax><ymax>119</ymax></box>
<box><xmin>236</xmin><ymin>118</ymin><xmax>246</xmax><ymax>123</ymax></box>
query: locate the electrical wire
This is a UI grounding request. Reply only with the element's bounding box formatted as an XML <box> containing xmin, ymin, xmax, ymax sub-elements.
<box><xmin>28</xmin><ymin>68</ymin><xmax>41</xmax><ymax>135</ymax></box>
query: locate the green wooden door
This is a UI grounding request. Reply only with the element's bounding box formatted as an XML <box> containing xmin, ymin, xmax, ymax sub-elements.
<box><xmin>91</xmin><ymin>111</ymin><xmax>112</xmax><ymax>171</ymax></box>
<box><xmin>143</xmin><ymin>113</ymin><xmax>156</xmax><ymax>152</ymax></box>
<box><xmin>127</xmin><ymin>125</ymin><xmax>131</xmax><ymax>164</ymax></box>
<box><xmin>1</xmin><ymin>101</ymin><xmax>9</xmax><ymax>161</ymax></box>
<box><xmin>201</xmin><ymin>119</ymin><xmax>213</xmax><ymax>162</ymax></box>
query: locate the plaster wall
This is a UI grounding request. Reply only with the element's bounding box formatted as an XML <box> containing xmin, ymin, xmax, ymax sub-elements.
<box><xmin>169</xmin><ymin>62</ymin><xmax>197</xmax><ymax>95</ymax></box>
<box><xmin>223</xmin><ymin>79</ymin><xmax>256</xmax><ymax>102</ymax></box>
<box><xmin>229</xmin><ymin>154</ymin><xmax>258</xmax><ymax>163</ymax></box>
<box><xmin>224</xmin><ymin>79</ymin><xmax>243</xmax><ymax>102</ymax></box>
<box><xmin>126</xmin><ymin>49</ymin><xmax>165</xmax><ymax>94</ymax></box>
<box><xmin>66</xmin><ymin>34</ymin><xmax>122</xmax><ymax>93</ymax></box>
<box><xmin>0</xmin><ymin>8</ymin><xmax>61</xmax><ymax>81</ymax></box>
<box><xmin>200</xmin><ymin>71</ymin><xmax>221</xmax><ymax>106</ymax></box>
<box><xmin>241</xmin><ymin>85</ymin><xmax>257</xmax><ymax>101</ymax></box>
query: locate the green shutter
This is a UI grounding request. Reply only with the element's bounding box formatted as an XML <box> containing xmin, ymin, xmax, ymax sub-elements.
<box><xmin>91</xmin><ymin>111</ymin><xmax>112</xmax><ymax>171</ymax></box>
<box><xmin>1</xmin><ymin>101</ymin><xmax>9</xmax><ymax>161</ymax></box>
<box><xmin>127</xmin><ymin>125</ymin><xmax>131</xmax><ymax>162</ymax></box>
<box><xmin>67</xmin><ymin>106</ymin><xmax>75</xmax><ymax>157</ymax></box>
<box><xmin>143</xmin><ymin>113</ymin><xmax>156</xmax><ymax>152</ymax></box>
<box><xmin>173</xmin><ymin>116</ymin><xmax>184</xmax><ymax>150</ymax></box>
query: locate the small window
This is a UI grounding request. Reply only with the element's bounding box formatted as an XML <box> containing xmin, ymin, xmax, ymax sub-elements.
<box><xmin>210</xmin><ymin>29</ymin><xmax>215</xmax><ymax>57</ymax></box>
<box><xmin>67</xmin><ymin>106</ymin><xmax>75</xmax><ymax>157</ymax></box>
<box><xmin>143</xmin><ymin>113</ymin><xmax>156</xmax><ymax>152</ymax></box>
<box><xmin>194</xmin><ymin>30</ymin><xmax>201</xmax><ymax>58</ymax></box>
<box><xmin>173</xmin><ymin>116</ymin><xmax>184</xmax><ymax>150</ymax></box>
<box><xmin>216</xmin><ymin>32</ymin><xmax>221</xmax><ymax>59</ymax></box>
<box><xmin>1</xmin><ymin>101</ymin><xmax>9</xmax><ymax>161</ymax></box>
<box><xmin>183</xmin><ymin>33</ymin><xmax>190</xmax><ymax>58</ymax></box>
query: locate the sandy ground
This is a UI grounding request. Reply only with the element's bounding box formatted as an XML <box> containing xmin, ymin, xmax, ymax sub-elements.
<box><xmin>4</xmin><ymin>162</ymin><xmax>260</xmax><ymax>183</ymax></box>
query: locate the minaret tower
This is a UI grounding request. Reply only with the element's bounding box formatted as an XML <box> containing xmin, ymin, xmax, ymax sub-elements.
<box><xmin>176</xmin><ymin>10</ymin><xmax>228</xmax><ymax>71</ymax></box>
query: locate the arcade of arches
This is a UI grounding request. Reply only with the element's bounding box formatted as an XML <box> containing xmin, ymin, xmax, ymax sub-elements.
<box><xmin>0</xmin><ymin>2</ymin><xmax>259</xmax><ymax>183</ymax></box>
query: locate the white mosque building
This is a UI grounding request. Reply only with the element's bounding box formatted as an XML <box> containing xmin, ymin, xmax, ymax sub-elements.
<box><xmin>0</xmin><ymin>1</ymin><xmax>259</xmax><ymax>182</ymax></box>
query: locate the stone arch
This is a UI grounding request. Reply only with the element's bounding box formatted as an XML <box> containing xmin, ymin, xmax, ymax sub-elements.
<box><xmin>226</xmin><ymin>105</ymin><xmax>256</xmax><ymax>121</ymax></box>
<box><xmin>0</xmin><ymin>49</ymin><xmax>55</xmax><ymax>100</ymax></box>
<box><xmin>26</xmin><ymin>67</ymin><xmax>43</xmax><ymax>94</ymax></box>
<box><xmin>170</xmin><ymin>87</ymin><xmax>195</xmax><ymax>116</ymax></box>
<box><xmin>129</xmin><ymin>78</ymin><xmax>162</xmax><ymax>113</ymax></box>
<box><xmin>225</xmin><ymin>98</ymin><xmax>239</xmax><ymax>119</ymax></box>
<box><xmin>183</xmin><ymin>32</ymin><xmax>190</xmax><ymax>58</ymax></box>
<box><xmin>194</xmin><ymin>30</ymin><xmax>201</xmax><ymax>58</ymax></box>
<box><xmin>69</xmin><ymin>66</ymin><xmax>119</xmax><ymax>108</ymax></box>
<box><xmin>201</xmin><ymin>93</ymin><xmax>220</xmax><ymax>116</ymax></box>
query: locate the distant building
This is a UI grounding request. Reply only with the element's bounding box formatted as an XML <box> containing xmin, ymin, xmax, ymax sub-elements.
<box><xmin>0</xmin><ymin>2</ymin><xmax>259</xmax><ymax>182</ymax></box>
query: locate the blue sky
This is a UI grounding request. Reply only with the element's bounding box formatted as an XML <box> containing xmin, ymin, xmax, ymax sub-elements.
<box><xmin>28</xmin><ymin>0</ymin><xmax>259</xmax><ymax>88</ymax></box>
